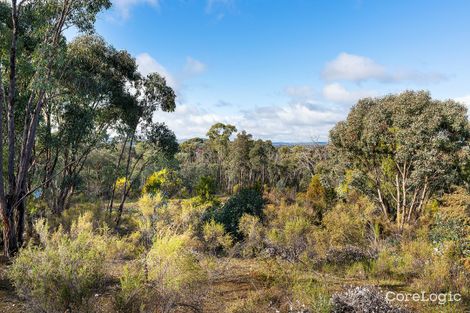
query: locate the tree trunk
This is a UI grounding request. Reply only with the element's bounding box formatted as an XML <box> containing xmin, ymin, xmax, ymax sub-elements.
<box><xmin>108</xmin><ymin>134</ymin><xmax>129</xmax><ymax>214</ymax></box>
<box><xmin>15</xmin><ymin>190</ymin><xmax>25</xmax><ymax>248</ymax></box>
<box><xmin>115</xmin><ymin>132</ymin><xmax>135</xmax><ymax>226</ymax></box>
<box><xmin>7</xmin><ymin>0</ymin><xmax>18</xmax><ymax>198</ymax></box>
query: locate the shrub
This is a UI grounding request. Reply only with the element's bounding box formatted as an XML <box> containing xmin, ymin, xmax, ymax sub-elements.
<box><xmin>115</xmin><ymin>176</ymin><xmax>129</xmax><ymax>193</ymax></box>
<box><xmin>304</xmin><ymin>174</ymin><xmax>327</xmax><ymax>222</ymax></box>
<box><xmin>142</xmin><ymin>168</ymin><xmax>182</xmax><ymax>197</ymax></box>
<box><xmin>263</xmin><ymin>202</ymin><xmax>317</xmax><ymax>261</ymax></box>
<box><xmin>202</xmin><ymin>219</ymin><xmax>233</xmax><ymax>255</ymax></box>
<box><xmin>371</xmin><ymin>240</ymin><xmax>434</xmax><ymax>280</ymax></box>
<box><xmin>429</xmin><ymin>187</ymin><xmax>470</xmax><ymax>258</ymax></box>
<box><xmin>413</xmin><ymin>242</ymin><xmax>469</xmax><ymax>295</ymax></box>
<box><xmin>267</xmin><ymin>217</ymin><xmax>311</xmax><ymax>261</ymax></box>
<box><xmin>135</xmin><ymin>192</ymin><xmax>165</xmax><ymax>247</ymax></box>
<box><xmin>159</xmin><ymin>197</ymin><xmax>215</xmax><ymax>235</ymax></box>
<box><xmin>311</xmin><ymin>195</ymin><xmax>375</xmax><ymax>257</ymax></box>
<box><xmin>9</xmin><ymin>214</ymin><xmax>109</xmax><ymax>313</ymax></box>
<box><xmin>146</xmin><ymin>232</ymin><xmax>205</xmax><ymax>291</ymax></box>
<box><xmin>346</xmin><ymin>262</ymin><xmax>369</xmax><ymax>279</ymax></box>
<box><xmin>108</xmin><ymin>232</ymin><xmax>143</xmax><ymax>260</ymax></box>
<box><xmin>238</xmin><ymin>214</ymin><xmax>265</xmax><ymax>257</ymax></box>
<box><xmin>52</xmin><ymin>201</ymin><xmax>108</xmax><ymax>231</ymax></box>
<box><xmin>214</xmin><ymin>188</ymin><xmax>264</xmax><ymax>238</ymax></box>
<box><xmin>113</xmin><ymin>262</ymin><xmax>146</xmax><ymax>313</ymax></box>
<box><xmin>115</xmin><ymin>232</ymin><xmax>207</xmax><ymax>313</ymax></box>
<box><xmin>195</xmin><ymin>175</ymin><xmax>217</xmax><ymax>201</ymax></box>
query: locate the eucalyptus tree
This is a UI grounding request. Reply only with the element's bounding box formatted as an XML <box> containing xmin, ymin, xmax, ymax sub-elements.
<box><xmin>330</xmin><ymin>91</ymin><xmax>470</xmax><ymax>229</ymax></box>
<box><xmin>176</xmin><ymin>138</ymin><xmax>217</xmax><ymax>193</ymax></box>
<box><xmin>206</xmin><ymin>123</ymin><xmax>237</xmax><ymax>189</ymax></box>
<box><xmin>112</xmin><ymin>122</ymin><xmax>178</xmax><ymax>227</ymax></box>
<box><xmin>35</xmin><ymin>35</ymin><xmax>143</xmax><ymax>214</ymax></box>
<box><xmin>228</xmin><ymin>131</ymin><xmax>253</xmax><ymax>189</ymax></box>
<box><xmin>107</xmin><ymin>72</ymin><xmax>177</xmax><ymax>226</ymax></box>
<box><xmin>249</xmin><ymin>139</ymin><xmax>272</xmax><ymax>185</ymax></box>
<box><xmin>0</xmin><ymin>0</ymin><xmax>111</xmax><ymax>256</ymax></box>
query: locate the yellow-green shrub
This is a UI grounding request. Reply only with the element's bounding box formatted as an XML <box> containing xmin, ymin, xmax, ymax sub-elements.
<box><xmin>267</xmin><ymin>216</ymin><xmax>312</xmax><ymax>261</ymax></box>
<box><xmin>371</xmin><ymin>240</ymin><xmax>434</xmax><ymax>280</ymax></box>
<box><xmin>146</xmin><ymin>232</ymin><xmax>205</xmax><ymax>291</ymax></box>
<box><xmin>113</xmin><ymin>262</ymin><xmax>146</xmax><ymax>313</ymax></box>
<box><xmin>115</xmin><ymin>232</ymin><xmax>207</xmax><ymax>313</ymax></box>
<box><xmin>312</xmin><ymin>195</ymin><xmax>375</xmax><ymax>257</ymax></box>
<box><xmin>346</xmin><ymin>262</ymin><xmax>368</xmax><ymax>279</ymax></box>
<box><xmin>108</xmin><ymin>231</ymin><xmax>143</xmax><ymax>260</ymax></box>
<box><xmin>9</xmin><ymin>214</ymin><xmax>109</xmax><ymax>313</ymax></box>
<box><xmin>142</xmin><ymin>168</ymin><xmax>182</xmax><ymax>197</ymax></box>
<box><xmin>238</xmin><ymin>214</ymin><xmax>264</xmax><ymax>257</ymax></box>
<box><xmin>413</xmin><ymin>242</ymin><xmax>469</xmax><ymax>295</ymax></box>
<box><xmin>202</xmin><ymin>219</ymin><xmax>233</xmax><ymax>255</ymax></box>
<box><xmin>135</xmin><ymin>192</ymin><xmax>165</xmax><ymax>247</ymax></box>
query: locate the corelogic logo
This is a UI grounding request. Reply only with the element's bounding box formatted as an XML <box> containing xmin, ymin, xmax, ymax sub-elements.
<box><xmin>386</xmin><ymin>291</ymin><xmax>462</xmax><ymax>305</ymax></box>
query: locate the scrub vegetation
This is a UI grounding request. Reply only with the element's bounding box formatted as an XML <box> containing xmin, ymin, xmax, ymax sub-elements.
<box><xmin>0</xmin><ymin>1</ymin><xmax>469</xmax><ymax>312</ymax></box>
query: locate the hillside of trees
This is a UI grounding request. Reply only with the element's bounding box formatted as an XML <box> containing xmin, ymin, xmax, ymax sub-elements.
<box><xmin>0</xmin><ymin>1</ymin><xmax>469</xmax><ymax>313</ymax></box>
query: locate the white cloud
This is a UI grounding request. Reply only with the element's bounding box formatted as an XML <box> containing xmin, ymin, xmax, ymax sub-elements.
<box><xmin>112</xmin><ymin>0</ymin><xmax>159</xmax><ymax>19</ymax></box>
<box><xmin>184</xmin><ymin>57</ymin><xmax>207</xmax><ymax>75</ymax></box>
<box><xmin>154</xmin><ymin>102</ymin><xmax>345</xmax><ymax>142</ymax></box>
<box><xmin>455</xmin><ymin>95</ymin><xmax>470</xmax><ymax>108</ymax></box>
<box><xmin>323</xmin><ymin>53</ymin><xmax>386</xmax><ymax>82</ymax></box>
<box><xmin>322</xmin><ymin>52</ymin><xmax>446</xmax><ymax>83</ymax></box>
<box><xmin>136</xmin><ymin>53</ymin><xmax>177</xmax><ymax>89</ymax></box>
<box><xmin>154</xmin><ymin>104</ymin><xmax>240</xmax><ymax>139</ymax></box>
<box><xmin>323</xmin><ymin>83</ymin><xmax>376</xmax><ymax>104</ymax></box>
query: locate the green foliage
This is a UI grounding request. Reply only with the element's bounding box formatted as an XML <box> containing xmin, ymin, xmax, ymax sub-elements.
<box><xmin>146</xmin><ymin>232</ymin><xmax>205</xmax><ymax>291</ymax></box>
<box><xmin>372</xmin><ymin>240</ymin><xmax>434</xmax><ymax>279</ymax></box>
<box><xmin>202</xmin><ymin>219</ymin><xmax>233</xmax><ymax>255</ymax></box>
<box><xmin>238</xmin><ymin>214</ymin><xmax>265</xmax><ymax>257</ymax></box>
<box><xmin>214</xmin><ymin>188</ymin><xmax>265</xmax><ymax>238</ymax></box>
<box><xmin>429</xmin><ymin>187</ymin><xmax>470</xmax><ymax>257</ymax></box>
<box><xmin>9</xmin><ymin>214</ymin><xmax>109</xmax><ymax>313</ymax></box>
<box><xmin>143</xmin><ymin>168</ymin><xmax>182</xmax><ymax>197</ymax></box>
<box><xmin>135</xmin><ymin>193</ymin><xmax>165</xmax><ymax>247</ymax></box>
<box><xmin>114</xmin><ymin>262</ymin><xmax>146</xmax><ymax>313</ymax></box>
<box><xmin>304</xmin><ymin>174</ymin><xmax>328</xmax><ymax>222</ymax></box>
<box><xmin>413</xmin><ymin>243</ymin><xmax>469</xmax><ymax>295</ymax></box>
<box><xmin>114</xmin><ymin>232</ymin><xmax>207</xmax><ymax>313</ymax></box>
<box><xmin>316</xmin><ymin>195</ymin><xmax>375</xmax><ymax>251</ymax></box>
<box><xmin>330</xmin><ymin>91</ymin><xmax>470</xmax><ymax>225</ymax></box>
<box><xmin>195</xmin><ymin>175</ymin><xmax>217</xmax><ymax>201</ymax></box>
<box><xmin>267</xmin><ymin>216</ymin><xmax>311</xmax><ymax>260</ymax></box>
<box><xmin>263</xmin><ymin>202</ymin><xmax>318</xmax><ymax>260</ymax></box>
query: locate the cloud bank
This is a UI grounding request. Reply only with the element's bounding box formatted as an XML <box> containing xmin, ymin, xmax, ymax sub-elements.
<box><xmin>322</xmin><ymin>52</ymin><xmax>446</xmax><ymax>83</ymax></box>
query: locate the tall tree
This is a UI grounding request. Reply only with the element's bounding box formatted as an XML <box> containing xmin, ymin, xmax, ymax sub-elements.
<box><xmin>36</xmin><ymin>35</ymin><xmax>146</xmax><ymax>214</ymax></box>
<box><xmin>330</xmin><ymin>91</ymin><xmax>470</xmax><ymax>229</ymax></box>
<box><xmin>0</xmin><ymin>0</ymin><xmax>111</xmax><ymax>256</ymax></box>
<box><xmin>206</xmin><ymin>123</ymin><xmax>237</xmax><ymax>190</ymax></box>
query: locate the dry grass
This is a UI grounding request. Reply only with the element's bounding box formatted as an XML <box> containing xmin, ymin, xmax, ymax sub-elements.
<box><xmin>1</xmin><ymin>256</ymin><xmax>469</xmax><ymax>313</ymax></box>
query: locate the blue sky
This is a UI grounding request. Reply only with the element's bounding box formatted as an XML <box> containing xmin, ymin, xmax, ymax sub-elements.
<box><xmin>90</xmin><ymin>0</ymin><xmax>470</xmax><ymax>141</ymax></box>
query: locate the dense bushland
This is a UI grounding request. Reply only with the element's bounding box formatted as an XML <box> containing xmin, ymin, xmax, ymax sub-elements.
<box><xmin>0</xmin><ymin>1</ymin><xmax>469</xmax><ymax>312</ymax></box>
